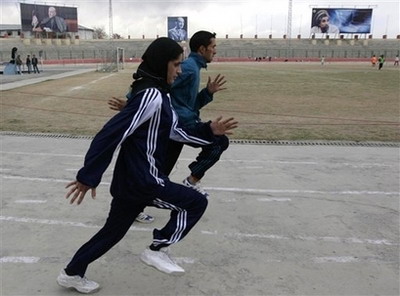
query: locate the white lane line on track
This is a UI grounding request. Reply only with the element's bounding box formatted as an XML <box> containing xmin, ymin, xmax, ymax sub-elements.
<box><xmin>0</xmin><ymin>256</ymin><xmax>195</xmax><ymax>264</ymax></box>
<box><xmin>0</xmin><ymin>257</ymin><xmax>40</xmax><ymax>263</ymax></box>
<box><xmin>2</xmin><ymin>151</ymin><xmax>396</xmax><ymax>168</ymax></box>
<box><xmin>1</xmin><ymin>216</ymin><xmax>394</xmax><ymax>246</ymax></box>
<box><xmin>313</xmin><ymin>256</ymin><xmax>360</xmax><ymax>263</ymax></box>
<box><xmin>0</xmin><ymin>216</ymin><xmax>151</xmax><ymax>232</ymax></box>
<box><xmin>206</xmin><ymin>186</ymin><xmax>399</xmax><ymax>196</ymax></box>
<box><xmin>257</xmin><ymin>198</ymin><xmax>292</xmax><ymax>202</ymax></box>
<box><xmin>223</xmin><ymin>232</ymin><xmax>396</xmax><ymax>246</ymax></box>
<box><xmin>2</xmin><ymin>174</ymin><xmax>398</xmax><ymax>196</ymax></box>
<box><xmin>15</xmin><ymin>200</ymin><xmax>47</xmax><ymax>204</ymax></box>
<box><xmin>0</xmin><ymin>255</ymin><xmax>386</xmax><ymax>265</ymax></box>
<box><xmin>1</xmin><ymin>151</ymin><xmax>83</xmax><ymax>158</ymax></box>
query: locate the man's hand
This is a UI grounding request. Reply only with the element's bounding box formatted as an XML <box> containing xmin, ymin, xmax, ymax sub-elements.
<box><xmin>108</xmin><ymin>97</ymin><xmax>127</xmax><ymax>111</ymax></box>
<box><xmin>210</xmin><ymin>116</ymin><xmax>238</xmax><ymax>135</ymax></box>
<box><xmin>207</xmin><ymin>74</ymin><xmax>227</xmax><ymax>94</ymax></box>
<box><xmin>65</xmin><ymin>180</ymin><xmax>96</xmax><ymax>205</ymax></box>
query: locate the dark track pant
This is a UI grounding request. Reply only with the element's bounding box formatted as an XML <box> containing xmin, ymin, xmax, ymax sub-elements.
<box><xmin>165</xmin><ymin>135</ymin><xmax>229</xmax><ymax>179</ymax></box>
<box><xmin>65</xmin><ymin>181</ymin><xmax>208</xmax><ymax>277</ymax></box>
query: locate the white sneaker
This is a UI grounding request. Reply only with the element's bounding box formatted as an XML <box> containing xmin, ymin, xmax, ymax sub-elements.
<box><xmin>183</xmin><ymin>178</ymin><xmax>209</xmax><ymax>197</ymax></box>
<box><xmin>135</xmin><ymin>212</ymin><xmax>154</xmax><ymax>224</ymax></box>
<box><xmin>57</xmin><ymin>269</ymin><xmax>99</xmax><ymax>294</ymax></box>
<box><xmin>140</xmin><ymin>247</ymin><xmax>185</xmax><ymax>275</ymax></box>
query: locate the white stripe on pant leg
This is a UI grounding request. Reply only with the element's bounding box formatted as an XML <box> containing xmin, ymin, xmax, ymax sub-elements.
<box><xmin>152</xmin><ymin>198</ymin><xmax>188</xmax><ymax>245</ymax></box>
<box><xmin>171</xmin><ymin>210</ymin><xmax>187</xmax><ymax>244</ymax></box>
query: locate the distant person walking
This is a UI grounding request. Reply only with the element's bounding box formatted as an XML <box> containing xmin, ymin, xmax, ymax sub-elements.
<box><xmin>378</xmin><ymin>55</ymin><xmax>385</xmax><ymax>70</ymax></box>
<box><xmin>15</xmin><ymin>55</ymin><xmax>23</xmax><ymax>74</ymax></box>
<box><xmin>371</xmin><ymin>55</ymin><xmax>377</xmax><ymax>67</ymax></box>
<box><xmin>26</xmin><ymin>55</ymin><xmax>32</xmax><ymax>74</ymax></box>
<box><xmin>394</xmin><ymin>55</ymin><xmax>399</xmax><ymax>67</ymax></box>
<box><xmin>32</xmin><ymin>54</ymin><xmax>40</xmax><ymax>73</ymax></box>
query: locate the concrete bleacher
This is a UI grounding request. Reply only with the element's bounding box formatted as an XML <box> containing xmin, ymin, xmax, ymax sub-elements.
<box><xmin>1</xmin><ymin>37</ymin><xmax>399</xmax><ymax>63</ymax></box>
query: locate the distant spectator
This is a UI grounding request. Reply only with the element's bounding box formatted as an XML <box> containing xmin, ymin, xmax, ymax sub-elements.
<box><xmin>40</xmin><ymin>6</ymin><xmax>67</xmax><ymax>33</ymax></box>
<box><xmin>15</xmin><ymin>55</ymin><xmax>23</xmax><ymax>74</ymax></box>
<box><xmin>26</xmin><ymin>55</ymin><xmax>32</xmax><ymax>74</ymax></box>
<box><xmin>394</xmin><ymin>55</ymin><xmax>399</xmax><ymax>67</ymax></box>
<box><xmin>371</xmin><ymin>55</ymin><xmax>377</xmax><ymax>67</ymax></box>
<box><xmin>32</xmin><ymin>54</ymin><xmax>40</xmax><ymax>73</ymax></box>
<box><xmin>311</xmin><ymin>10</ymin><xmax>339</xmax><ymax>34</ymax></box>
<box><xmin>10</xmin><ymin>47</ymin><xmax>18</xmax><ymax>64</ymax></box>
<box><xmin>378</xmin><ymin>55</ymin><xmax>385</xmax><ymax>70</ymax></box>
<box><xmin>320</xmin><ymin>56</ymin><xmax>325</xmax><ymax>65</ymax></box>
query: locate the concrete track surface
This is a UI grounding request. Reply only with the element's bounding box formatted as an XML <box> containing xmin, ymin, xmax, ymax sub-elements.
<box><xmin>1</xmin><ymin>134</ymin><xmax>399</xmax><ymax>296</ymax></box>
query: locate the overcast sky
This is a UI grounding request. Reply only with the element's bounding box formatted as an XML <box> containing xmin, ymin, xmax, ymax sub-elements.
<box><xmin>2</xmin><ymin>0</ymin><xmax>399</xmax><ymax>38</ymax></box>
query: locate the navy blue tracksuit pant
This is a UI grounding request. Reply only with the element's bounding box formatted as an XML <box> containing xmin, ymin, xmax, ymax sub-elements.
<box><xmin>65</xmin><ymin>181</ymin><xmax>208</xmax><ymax>277</ymax></box>
<box><xmin>164</xmin><ymin>122</ymin><xmax>229</xmax><ymax>178</ymax></box>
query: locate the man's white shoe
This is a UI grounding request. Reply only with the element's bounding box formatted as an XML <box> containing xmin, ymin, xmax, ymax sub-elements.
<box><xmin>135</xmin><ymin>212</ymin><xmax>155</xmax><ymax>224</ymax></box>
<box><xmin>183</xmin><ymin>178</ymin><xmax>209</xmax><ymax>197</ymax></box>
<box><xmin>140</xmin><ymin>247</ymin><xmax>185</xmax><ymax>275</ymax></box>
<box><xmin>57</xmin><ymin>269</ymin><xmax>100</xmax><ymax>294</ymax></box>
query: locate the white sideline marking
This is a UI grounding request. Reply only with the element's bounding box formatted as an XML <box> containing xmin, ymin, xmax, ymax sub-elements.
<box><xmin>2</xmin><ymin>174</ymin><xmax>398</xmax><ymax>197</ymax></box>
<box><xmin>69</xmin><ymin>74</ymin><xmax>115</xmax><ymax>91</ymax></box>
<box><xmin>15</xmin><ymin>200</ymin><xmax>47</xmax><ymax>204</ymax></box>
<box><xmin>0</xmin><ymin>257</ymin><xmax>40</xmax><ymax>263</ymax></box>
<box><xmin>89</xmin><ymin>74</ymin><xmax>115</xmax><ymax>84</ymax></box>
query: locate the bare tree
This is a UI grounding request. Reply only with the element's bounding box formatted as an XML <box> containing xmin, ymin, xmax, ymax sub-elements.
<box><xmin>112</xmin><ymin>33</ymin><xmax>123</xmax><ymax>39</ymax></box>
<box><xmin>93</xmin><ymin>26</ymin><xmax>108</xmax><ymax>39</ymax></box>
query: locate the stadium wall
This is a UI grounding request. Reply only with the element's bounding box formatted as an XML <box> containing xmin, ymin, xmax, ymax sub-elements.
<box><xmin>1</xmin><ymin>38</ymin><xmax>399</xmax><ymax>64</ymax></box>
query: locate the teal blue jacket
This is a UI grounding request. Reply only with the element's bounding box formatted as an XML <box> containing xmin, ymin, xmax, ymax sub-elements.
<box><xmin>170</xmin><ymin>52</ymin><xmax>213</xmax><ymax>129</ymax></box>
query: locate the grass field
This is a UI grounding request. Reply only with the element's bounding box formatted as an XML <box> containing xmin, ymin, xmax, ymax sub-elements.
<box><xmin>1</xmin><ymin>62</ymin><xmax>399</xmax><ymax>142</ymax></box>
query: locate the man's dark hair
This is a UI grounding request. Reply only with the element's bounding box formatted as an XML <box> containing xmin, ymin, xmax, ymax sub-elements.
<box><xmin>189</xmin><ymin>31</ymin><xmax>216</xmax><ymax>52</ymax></box>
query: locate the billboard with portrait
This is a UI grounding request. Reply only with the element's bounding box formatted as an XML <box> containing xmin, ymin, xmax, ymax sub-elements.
<box><xmin>311</xmin><ymin>8</ymin><xmax>372</xmax><ymax>34</ymax></box>
<box><xmin>167</xmin><ymin>16</ymin><xmax>188</xmax><ymax>42</ymax></box>
<box><xmin>20</xmin><ymin>3</ymin><xmax>78</xmax><ymax>33</ymax></box>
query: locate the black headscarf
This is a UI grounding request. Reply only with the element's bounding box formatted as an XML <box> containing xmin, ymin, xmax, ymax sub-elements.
<box><xmin>130</xmin><ymin>37</ymin><xmax>183</xmax><ymax>95</ymax></box>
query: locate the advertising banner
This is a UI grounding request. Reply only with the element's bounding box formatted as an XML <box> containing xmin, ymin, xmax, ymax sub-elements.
<box><xmin>20</xmin><ymin>3</ymin><xmax>78</xmax><ymax>33</ymax></box>
<box><xmin>311</xmin><ymin>8</ymin><xmax>372</xmax><ymax>34</ymax></box>
<box><xmin>167</xmin><ymin>16</ymin><xmax>188</xmax><ymax>42</ymax></box>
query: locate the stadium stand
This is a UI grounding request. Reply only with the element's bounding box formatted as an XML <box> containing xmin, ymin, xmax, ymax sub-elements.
<box><xmin>1</xmin><ymin>37</ymin><xmax>399</xmax><ymax>64</ymax></box>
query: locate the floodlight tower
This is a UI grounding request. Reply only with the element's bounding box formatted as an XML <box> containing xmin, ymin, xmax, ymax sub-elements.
<box><xmin>109</xmin><ymin>0</ymin><xmax>113</xmax><ymax>39</ymax></box>
<box><xmin>287</xmin><ymin>0</ymin><xmax>292</xmax><ymax>39</ymax></box>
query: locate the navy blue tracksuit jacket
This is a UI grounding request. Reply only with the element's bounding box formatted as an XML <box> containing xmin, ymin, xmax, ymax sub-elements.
<box><xmin>77</xmin><ymin>87</ymin><xmax>214</xmax><ymax>199</ymax></box>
